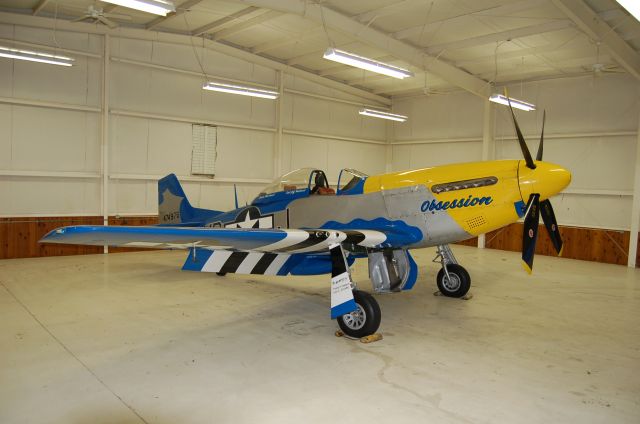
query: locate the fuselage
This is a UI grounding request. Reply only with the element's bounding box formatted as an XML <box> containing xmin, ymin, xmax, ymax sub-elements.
<box><xmin>204</xmin><ymin>160</ymin><xmax>571</xmax><ymax>250</ymax></box>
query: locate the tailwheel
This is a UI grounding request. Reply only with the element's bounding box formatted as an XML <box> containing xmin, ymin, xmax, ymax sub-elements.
<box><xmin>337</xmin><ymin>290</ymin><xmax>381</xmax><ymax>338</ymax></box>
<box><xmin>436</xmin><ymin>264</ymin><xmax>471</xmax><ymax>298</ymax></box>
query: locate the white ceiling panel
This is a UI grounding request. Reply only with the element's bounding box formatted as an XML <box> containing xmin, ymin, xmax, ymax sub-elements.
<box><xmin>0</xmin><ymin>0</ymin><xmax>638</xmax><ymax>97</ymax></box>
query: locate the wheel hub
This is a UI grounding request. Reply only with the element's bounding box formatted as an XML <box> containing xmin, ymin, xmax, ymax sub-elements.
<box><xmin>443</xmin><ymin>273</ymin><xmax>461</xmax><ymax>291</ymax></box>
<box><xmin>342</xmin><ymin>304</ymin><xmax>367</xmax><ymax>330</ymax></box>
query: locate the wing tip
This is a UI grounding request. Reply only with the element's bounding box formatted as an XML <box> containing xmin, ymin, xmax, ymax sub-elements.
<box><xmin>521</xmin><ymin>261</ymin><xmax>533</xmax><ymax>275</ymax></box>
<box><xmin>39</xmin><ymin>227</ymin><xmax>66</xmax><ymax>243</ymax></box>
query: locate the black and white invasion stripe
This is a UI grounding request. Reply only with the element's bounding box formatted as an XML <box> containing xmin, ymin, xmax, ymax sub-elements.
<box><xmin>200</xmin><ymin>251</ymin><xmax>289</xmax><ymax>275</ymax></box>
<box><xmin>258</xmin><ymin>229</ymin><xmax>386</xmax><ymax>253</ymax></box>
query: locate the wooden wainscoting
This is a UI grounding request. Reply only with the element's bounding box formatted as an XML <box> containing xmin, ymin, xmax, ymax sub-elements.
<box><xmin>2</xmin><ymin>216</ymin><xmax>639</xmax><ymax>266</ymax></box>
<box><xmin>455</xmin><ymin>224</ymin><xmax>638</xmax><ymax>267</ymax></box>
<box><xmin>108</xmin><ymin>216</ymin><xmax>159</xmax><ymax>253</ymax></box>
<box><xmin>0</xmin><ymin>215</ymin><xmax>158</xmax><ymax>259</ymax></box>
<box><xmin>0</xmin><ymin>216</ymin><xmax>103</xmax><ymax>259</ymax></box>
<box><xmin>455</xmin><ymin>237</ymin><xmax>478</xmax><ymax>247</ymax></box>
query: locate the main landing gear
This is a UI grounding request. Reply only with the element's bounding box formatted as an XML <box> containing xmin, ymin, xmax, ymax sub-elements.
<box><xmin>433</xmin><ymin>244</ymin><xmax>471</xmax><ymax>298</ymax></box>
<box><xmin>330</xmin><ymin>243</ymin><xmax>382</xmax><ymax>339</ymax></box>
<box><xmin>336</xmin><ymin>290</ymin><xmax>381</xmax><ymax>338</ymax></box>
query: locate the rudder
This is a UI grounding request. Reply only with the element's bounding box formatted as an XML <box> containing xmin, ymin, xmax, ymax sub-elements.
<box><xmin>158</xmin><ymin>174</ymin><xmax>221</xmax><ymax>225</ymax></box>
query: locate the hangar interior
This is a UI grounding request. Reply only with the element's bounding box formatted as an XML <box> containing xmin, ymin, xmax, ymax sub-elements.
<box><xmin>0</xmin><ymin>0</ymin><xmax>639</xmax><ymax>423</ymax></box>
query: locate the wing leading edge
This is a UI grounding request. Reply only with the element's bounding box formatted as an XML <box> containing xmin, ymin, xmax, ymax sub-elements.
<box><xmin>40</xmin><ymin>225</ymin><xmax>387</xmax><ymax>254</ymax></box>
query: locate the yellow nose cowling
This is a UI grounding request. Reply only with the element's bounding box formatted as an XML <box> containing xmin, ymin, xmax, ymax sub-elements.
<box><xmin>518</xmin><ymin>161</ymin><xmax>571</xmax><ymax>202</ymax></box>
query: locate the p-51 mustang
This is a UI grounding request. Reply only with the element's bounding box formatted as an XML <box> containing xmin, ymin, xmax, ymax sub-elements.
<box><xmin>41</xmin><ymin>102</ymin><xmax>571</xmax><ymax>338</ymax></box>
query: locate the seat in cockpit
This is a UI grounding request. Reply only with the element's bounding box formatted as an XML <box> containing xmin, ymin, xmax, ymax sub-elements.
<box><xmin>310</xmin><ymin>170</ymin><xmax>335</xmax><ymax>195</ymax></box>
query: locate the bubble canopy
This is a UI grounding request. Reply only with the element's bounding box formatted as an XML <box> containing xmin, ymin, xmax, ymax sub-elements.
<box><xmin>253</xmin><ymin>168</ymin><xmax>369</xmax><ymax>205</ymax></box>
<box><xmin>259</xmin><ymin>168</ymin><xmax>318</xmax><ymax>196</ymax></box>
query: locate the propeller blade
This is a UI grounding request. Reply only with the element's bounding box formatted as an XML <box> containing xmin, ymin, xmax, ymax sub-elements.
<box><xmin>522</xmin><ymin>193</ymin><xmax>540</xmax><ymax>274</ymax></box>
<box><xmin>504</xmin><ymin>90</ymin><xmax>536</xmax><ymax>169</ymax></box>
<box><xmin>70</xmin><ymin>16</ymin><xmax>88</xmax><ymax>23</ymax></box>
<box><xmin>536</xmin><ymin>110</ymin><xmax>546</xmax><ymax>161</ymax></box>
<box><xmin>540</xmin><ymin>199</ymin><xmax>563</xmax><ymax>255</ymax></box>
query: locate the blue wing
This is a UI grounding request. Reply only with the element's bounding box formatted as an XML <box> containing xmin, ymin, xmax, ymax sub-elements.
<box><xmin>40</xmin><ymin>225</ymin><xmax>386</xmax><ymax>253</ymax></box>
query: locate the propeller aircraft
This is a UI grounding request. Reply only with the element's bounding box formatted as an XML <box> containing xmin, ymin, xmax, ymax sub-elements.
<box><xmin>40</xmin><ymin>99</ymin><xmax>571</xmax><ymax>338</ymax></box>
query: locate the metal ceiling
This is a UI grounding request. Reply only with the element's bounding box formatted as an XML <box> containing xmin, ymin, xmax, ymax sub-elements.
<box><xmin>1</xmin><ymin>0</ymin><xmax>639</xmax><ymax>99</ymax></box>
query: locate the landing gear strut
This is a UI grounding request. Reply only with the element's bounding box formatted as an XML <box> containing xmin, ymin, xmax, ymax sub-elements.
<box><xmin>330</xmin><ymin>243</ymin><xmax>381</xmax><ymax>338</ymax></box>
<box><xmin>434</xmin><ymin>244</ymin><xmax>471</xmax><ymax>298</ymax></box>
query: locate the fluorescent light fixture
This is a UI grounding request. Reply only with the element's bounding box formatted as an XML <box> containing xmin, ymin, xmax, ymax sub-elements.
<box><xmin>101</xmin><ymin>0</ymin><xmax>176</xmax><ymax>16</ymax></box>
<box><xmin>616</xmin><ymin>0</ymin><xmax>640</xmax><ymax>22</ymax></box>
<box><xmin>359</xmin><ymin>108</ymin><xmax>408</xmax><ymax>122</ymax></box>
<box><xmin>0</xmin><ymin>45</ymin><xmax>74</xmax><ymax>66</ymax></box>
<box><xmin>323</xmin><ymin>48</ymin><xmax>413</xmax><ymax>79</ymax></box>
<box><xmin>489</xmin><ymin>94</ymin><xmax>536</xmax><ymax>111</ymax></box>
<box><xmin>203</xmin><ymin>82</ymin><xmax>279</xmax><ymax>99</ymax></box>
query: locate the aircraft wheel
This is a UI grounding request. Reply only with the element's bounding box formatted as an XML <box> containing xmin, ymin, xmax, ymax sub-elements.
<box><xmin>436</xmin><ymin>264</ymin><xmax>471</xmax><ymax>298</ymax></box>
<box><xmin>337</xmin><ymin>290</ymin><xmax>381</xmax><ymax>338</ymax></box>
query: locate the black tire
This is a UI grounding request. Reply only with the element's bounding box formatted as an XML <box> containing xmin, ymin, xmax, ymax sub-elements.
<box><xmin>337</xmin><ymin>290</ymin><xmax>381</xmax><ymax>338</ymax></box>
<box><xmin>436</xmin><ymin>264</ymin><xmax>471</xmax><ymax>298</ymax></box>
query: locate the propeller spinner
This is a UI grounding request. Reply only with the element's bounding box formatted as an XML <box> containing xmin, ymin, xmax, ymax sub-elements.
<box><xmin>505</xmin><ymin>95</ymin><xmax>571</xmax><ymax>273</ymax></box>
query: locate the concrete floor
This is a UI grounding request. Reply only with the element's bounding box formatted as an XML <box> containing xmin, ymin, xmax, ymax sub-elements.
<box><xmin>1</xmin><ymin>246</ymin><xmax>639</xmax><ymax>424</ymax></box>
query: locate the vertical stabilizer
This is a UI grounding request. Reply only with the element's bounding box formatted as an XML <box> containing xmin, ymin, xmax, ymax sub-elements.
<box><xmin>158</xmin><ymin>174</ymin><xmax>222</xmax><ymax>225</ymax></box>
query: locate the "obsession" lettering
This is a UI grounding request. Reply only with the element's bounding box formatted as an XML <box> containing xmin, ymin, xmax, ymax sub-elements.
<box><xmin>421</xmin><ymin>195</ymin><xmax>493</xmax><ymax>212</ymax></box>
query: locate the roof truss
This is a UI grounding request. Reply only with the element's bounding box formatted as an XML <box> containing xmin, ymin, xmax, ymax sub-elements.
<box><xmin>191</xmin><ymin>6</ymin><xmax>260</xmax><ymax>36</ymax></box>
<box><xmin>146</xmin><ymin>0</ymin><xmax>203</xmax><ymax>30</ymax></box>
<box><xmin>233</xmin><ymin>0</ymin><xmax>490</xmax><ymax>97</ymax></box>
<box><xmin>551</xmin><ymin>0</ymin><xmax>640</xmax><ymax>80</ymax></box>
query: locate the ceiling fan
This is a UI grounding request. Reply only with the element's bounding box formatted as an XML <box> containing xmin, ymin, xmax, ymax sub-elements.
<box><xmin>70</xmin><ymin>5</ymin><xmax>132</xmax><ymax>29</ymax></box>
<box><xmin>583</xmin><ymin>42</ymin><xmax>625</xmax><ymax>78</ymax></box>
<box><xmin>585</xmin><ymin>62</ymin><xmax>625</xmax><ymax>77</ymax></box>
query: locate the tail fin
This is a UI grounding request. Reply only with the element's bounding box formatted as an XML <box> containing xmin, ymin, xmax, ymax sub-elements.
<box><xmin>158</xmin><ymin>174</ymin><xmax>222</xmax><ymax>225</ymax></box>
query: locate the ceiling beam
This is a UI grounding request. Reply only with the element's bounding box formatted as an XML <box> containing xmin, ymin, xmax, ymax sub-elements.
<box><xmin>394</xmin><ymin>0</ymin><xmax>547</xmax><ymax>41</ymax></box>
<box><xmin>355</xmin><ymin>0</ymin><xmax>421</xmax><ymax>24</ymax></box>
<box><xmin>191</xmin><ymin>6</ymin><xmax>259</xmax><ymax>36</ymax></box>
<box><xmin>285</xmin><ymin>50</ymin><xmax>319</xmax><ymax>65</ymax></box>
<box><xmin>101</xmin><ymin>4</ymin><xmax>118</xmax><ymax>13</ymax></box>
<box><xmin>550</xmin><ymin>0</ymin><xmax>640</xmax><ymax>80</ymax></box>
<box><xmin>0</xmin><ymin>10</ymin><xmax>390</xmax><ymax>106</ymax></box>
<box><xmin>425</xmin><ymin>20</ymin><xmax>574</xmax><ymax>55</ymax></box>
<box><xmin>454</xmin><ymin>41</ymin><xmax>576</xmax><ymax>67</ymax></box>
<box><xmin>373</xmin><ymin>84</ymin><xmax>427</xmax><ymax>96</ymax></box>
<box><xmin>146</xmin><ymin>0</ymin><xmax>203</xmax><ymax>30</ymax></box>
<box><xmin>233</xmin><ymin>0</ymin><xmax>490</xmax><ymax>98</ymax></box>
<box><xmin>251</xmin><ymin>26</ymin><xmax>323</xmax><ymax>54</ymax></box>
<box><xmin>32</xmin><ymin>0</ymin><xmax>50</xmax><ymax>16</ymax></box>
<box><xmin>210</xmin><ymin>9</ymin><xmax>283</xmax><ymax>41</ymax></box>
<box><xmin>344</xmin><ymin>73</ymin><xmax>394</xmax><ymax>84</ymax></box>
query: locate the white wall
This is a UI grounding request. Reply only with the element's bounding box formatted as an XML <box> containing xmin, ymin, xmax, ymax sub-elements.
<box><xmin>0</xmin><ymin>24</ymin><xmax>388</xmax><ymax>216</ymax></box>
<box><xmin>281</xmin><ymin>75</ymin><xmax>387</xmax><ymax>180</ymax></box>
<box><xmin>391</xmin><ymin>74</ymin><xmax>640</xmax><ymax>231</ymax></box>
<box><xmin>2</xmin><ymin>21</ymin><xmax>637</xmax><ymax>233</ymax></box>
<box><xmin>391</xmin><ymin>91</ymin><xmax>485</xmax><ymax>170</ymax></box>
<box><xmin>108</xmin><ymin>35</ymin><xmax>278</xmax><ymax>213</ymax></box>
<box><xmin>497</xmin><ymin>75</ymin><xmax>639</xmax><ymax>231</ymax></box>
<box><xmin>0</xmin><ymin>24</ymin><xmax>102</xmax><ymax>216</ymax></box>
